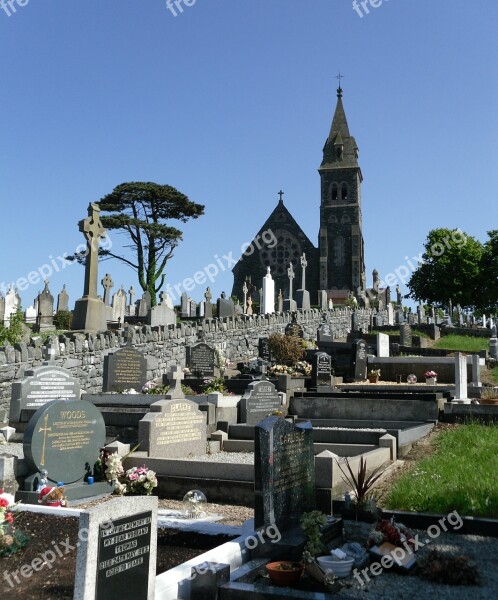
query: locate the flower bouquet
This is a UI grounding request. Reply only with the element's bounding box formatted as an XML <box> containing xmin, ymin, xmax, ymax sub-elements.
<box><xmin>0</xmin><ymin>490</ymin><xmax>28</xmax><ymax>557</ymax></box>
<box><xmin>424</xmin><ymin>370</ymin><xmax>437</xmax><ymax>384</ymax></box>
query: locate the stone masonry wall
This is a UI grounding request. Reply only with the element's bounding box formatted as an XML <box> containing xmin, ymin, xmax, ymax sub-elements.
<box><xmin>0</xmin><ymin>308</ymin><xmax>383</xmax><ymax>421</ymax></box>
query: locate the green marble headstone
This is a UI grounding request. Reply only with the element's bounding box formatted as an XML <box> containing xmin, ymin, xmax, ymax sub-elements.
<box><xmin>23</xmin><ymin>399</ymin><xmax>106</xmax><ymax>484</ymax></box>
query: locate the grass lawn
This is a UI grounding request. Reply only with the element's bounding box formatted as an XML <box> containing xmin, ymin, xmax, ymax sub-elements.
<box><xmin>385</xmin><ymin>423</ymin><xmax>498</xmax><ymax>518</ymax></box>
<box><xmin>433</xmin><ymin>334</ymin><xmax>490</xmax><ymax>353</ymax></box>
<box><xmin>491</xmin><ymin>366</ymin><xmax>498</xmax><ymax>384</ymax></box>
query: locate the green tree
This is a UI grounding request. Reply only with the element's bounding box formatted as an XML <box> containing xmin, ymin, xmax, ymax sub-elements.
<box><xmin>407</xmin><ymin>228</ymin><xmax>483</xmax><ymax>310</ymax></box>
<box><xmin>479</xmin><ymin>230</ymin><xmax>498</xmax><ymax>313</ymax></box>
<box><xmin>72</xmin><ymin>182</ymin><xmax>204</xmax><ymax>306</ymax></box>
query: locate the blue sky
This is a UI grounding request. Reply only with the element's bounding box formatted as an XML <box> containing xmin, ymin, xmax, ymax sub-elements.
<box><xmin>1</xmin><ymin>0</ymin><xmax>496</xmax><ymax>309</ymax></box>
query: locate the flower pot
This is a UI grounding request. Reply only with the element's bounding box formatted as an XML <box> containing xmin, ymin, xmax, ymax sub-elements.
<box><xmin>425</xmin><ymin>377</ymin><xmax>437</xmax><ymax>385</ymax></box>
<box><xmin>266</xmin><ymin>561</ymin><xmax>304</xmax><ymax>586</ymax></box>
<box><xmin>317</xmin><ymin>556</ymin><xmax>354</xmax><ymax>578</ymax></box>
<box><xmin>368</xmin><ymin>375</ymin><xmax>379</xmax><ymax>384</ymax></box>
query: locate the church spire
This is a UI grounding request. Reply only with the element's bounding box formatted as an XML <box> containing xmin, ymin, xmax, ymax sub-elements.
<box><xmin>320</xmin><ymin>84</ymin><xmax>359</xmax><ymax>170</ymax></box>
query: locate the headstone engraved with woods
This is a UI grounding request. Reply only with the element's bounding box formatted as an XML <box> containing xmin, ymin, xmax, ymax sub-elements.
<box><xmin>254</xmin><ymin>416</ymin><xmax>315</xmax><ymax>531</ymax></box>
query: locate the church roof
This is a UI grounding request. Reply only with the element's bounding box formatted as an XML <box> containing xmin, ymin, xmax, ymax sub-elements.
<box><xmin>320</xmin><ymin>87</ymin><xmax>359</xmax><ymax>171</ymax></box>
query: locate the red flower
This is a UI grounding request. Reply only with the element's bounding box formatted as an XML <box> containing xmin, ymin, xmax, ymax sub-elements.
<box><xmin>0</xmin><ymin>498</ymin><xmax>9</xmax><ymax>508</ymax></box>
<box><xmin>5</xmin><ymin>511</ymin><xmax>14</xmax><ymax>523</ymax></box>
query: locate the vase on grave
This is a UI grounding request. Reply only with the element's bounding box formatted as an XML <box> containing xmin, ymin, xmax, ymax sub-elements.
<box><xmin>425</xmin><ymin>377</ymin><xmax>437</xmax><ymax>385</ymax></box>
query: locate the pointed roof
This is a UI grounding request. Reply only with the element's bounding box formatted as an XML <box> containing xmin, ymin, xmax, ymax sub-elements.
<box><xmin>320</xmin><ymin>87</ymin><xmax>359</xmax><ymax>171</ymax></box>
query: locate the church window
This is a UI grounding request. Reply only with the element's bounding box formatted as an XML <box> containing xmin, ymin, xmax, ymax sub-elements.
<box><xmin>334</xmin><ymin>237</ymin><xmax>345</xmax><ymax>266</ymax></box>
<box><xmin>341</xmin><ymin>214</ymin><xmax>351</xmax><ymax>224</ymax></box>
<box><xmin>341</xmin><ymin>183</ymin><xmax>348</xmax><ymax>201</ymax></box>
<box><xmin>330</xmin><ymin>183</ymin><xmax>338</xmax><ymax>201</ymax></box>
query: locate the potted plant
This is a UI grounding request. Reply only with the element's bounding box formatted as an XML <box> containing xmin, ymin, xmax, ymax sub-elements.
<box><xmin>424</xmin><ymin>370</ymin><xmax>437</xmax><ymax>385</ymax></box>
<box><xmin>368</xmin><ymin>369</ymin><xmax>381</xmax><ymax>383</ymax></box>
<box><xmin>266</xmin><ymin>561</ymin><xmax>304</xmax><ymax>586</ymax></box>
<box><xmin>336</xmin><ymin>457</ymin><xmax>384</xmax><ymax>540</ymax></box>
<box><xmin>299</xmin><ymin>511</ymin><xmax>340</xmax><ymax>591</ymax></box>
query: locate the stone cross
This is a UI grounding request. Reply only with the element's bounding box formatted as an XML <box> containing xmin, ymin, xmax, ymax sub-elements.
<box><xmin>79</xmin><ymin>203</ymin><xmax>107</xmax><ymax>298</ymax></box>
<box><xmin>242</xmin><ymin>282</ymin><xmax>248</xmax><ymax>314</ymax></box>
<box><xmin>246</xmin><ymin>296</ymin><xmax>253</xmax><ymax>316</ymax></box>
<box><xmin>259</xmin><ymin>288</ymin><xmax>263</xmax><ymax>313</ymax></box>
<box><xmin>129</xmin><ymin>286</ymin><xmax>135</xmax><ymax>306</ymax></box>
<box><xmin>287</xmin><ymin>262</ymin><xmax>295</xmax><ymax>299</ymax></box>
<box><xmin>205</xmin><ymin>287</ymin><xmax>212</xmax><ymax>303</ymax></box>
<box><xmin>300</xmin><ymin>253</ymin><xmax>307</xmax><ymax>290</ymax></box>
<box><xmin>101</xmin><ymin>273</ymin><xmax>114</xmax><ymax>306</ymax></box>
<box><xmin>165</xmin><ymin>365</ymin><xmax>184</xmax><ymax>400</ymax></box>
<box><xmin>278</xmin><ymin>190</ymin><xmax>284</xmax><ymax>202</ymax></box>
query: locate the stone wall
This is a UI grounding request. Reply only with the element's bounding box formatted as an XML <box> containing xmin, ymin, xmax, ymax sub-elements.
<box><xmin>0</xmin><ymin>308</ymin><xmax>382</xmax><ymax>421</ymax></box>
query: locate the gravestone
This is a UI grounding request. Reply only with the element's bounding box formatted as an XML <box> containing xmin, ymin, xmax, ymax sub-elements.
<box><xmin>4</xmin><ymin>287</ymin><xmax>20</xmax><ymax>325</ymax></box>
<box><xmin>240</xmin><ymin>381</ymin><xmax>281</xmax><ymax>425</ymax></box>
<box><xmin>285</xmin><ymin>321</ymin><xmax>304</xmax><ymax>339</ymax></box>
<box><xmin>353</xmin><ymin>339</ymin><xmax>368</xmax><ymax>381</ymax></box>
<box><xmin>204</xmin><ymin>288</ymin><xmax>213</xmax><ymax>319</ymax></box>
<box><xmin>103</xmin><ymin>344</ymin><xmax>147</xmax><ymax>392</ymax></box>
<box><xmin>262</xmin><ymin>267</ymin><xmax>275</xmax><ymax>314</ymax></box>
<box><xmin>37</xmin><ymin>279</ymin><xmax>54</xmax><ymax>331</ymax></box>
<box><xmin>311</xmin><ymin>352</ymin><xmax>332</xmax><ymax>388</ymax></box>
<box><xmin>489</xmin><ymin>337</ymin><xmax>498</xmax><ymax>360</ymax></box>
<box><xmin>25</xmin><ymin>306</ymin><xmax>37</xmax><ymax>324</ymax></box>
<box><xmin>453</xmin><ymin>352</ymin><xmax>469</xmax><ymax>403</ymax></box>
<box><xmin>217</xmin><ymin>292</ymin><xmax>235</xmax><ymax>318</ymax></box>
<box><xmin>112</xmin><ymin>287</ymin><xmax>127</xmax><ymax>324</ymax></box>
<box><xmin>189</xmin><ymin>299</ymin><xmax>197</xmax><ymax>318</ymax></box>
<box><xmin>283</xmin><ymin>262</ymin><xmax>297</xmax><ymax>312</ymax></box>
<box><xmin>395</xmin><ymin>308</ymin><xmax>404</xmax><ymax>325</ymax></box>
<box><xmin>23</xmin><ymin>398</ymin><xmax>106</xmax><ymax>484</ymax></box>
<box><xmin>277</xmin><ymin>289</ymin><xmax>283</xmax><ymax>313</ymax></box>
<box><xmin>387</xmin><ymin>303</ymin><xmax>394</xmax><ymax>326</ymax></box>
<box><xmin>186</xmin><ymin>341</ymin><xmax>215</xmax><ymax>377</ymax></box>
<box><xmin>317</xmin><ymin>322</ymin><xmax>334</xmax><ymax>344</ymax></box>
<box><xmin>72</xmin><ymin>203</ymin><xmax>108</xmax><ymax>332</ymax></box>
<box><xmin>180</xmin><ymin>292</ymin><xmax>189</xmax><ymax>318</ymax></box>
<box><xmin>295</xmin><ymin>253</ymin><xmax>311</xmax><ymax>311</ymax></box>
<box><xmin>258</xmin><ymin>337</ymin><xmax>271</xmax><ymax>362</ymax></box>
<box><xmin>138</xmin><ymin>398</ymin><xmax>206</xmax><ymax>458</ymax></box>
<box><xmin>57</xmin><ymin>284</ymin><xmax>69</xmax><ymax>312</ymax></box>
<box><xmin>318</xmin><ymin>290</ymin><xmax>328</xmax><ymax>310</ymax></box>
<box><xmin>102</xmin><ymin>273</ymin><xmax>114</xmax><ymax>306</ymax></box>
<box><xmin>74</xmin><ymin>496</ymin><xmax>158</xmax><ymax>600</ymax></box>
<box><xmin>197</xmin><ymin>301</ymin><xmax>205</xmax><ymax>317</ymax></box>
<box><xmin>400</xmin><ymin>323</ymin><xmax>412</xmax><ymax>347</ymax></box>
<box><xmin>254</xmin><ymin>416</ymin><xmax>315</xmax><ymax>530</ymax></box>
<box><xmin>138</xmin><ymin>291</ymin><xmax>151</xmax><ymax>319</ymax></box>
<box><xmin>10</xmin><ymin>364</ymin><xmax>81</xmax><ymax>423</ymax></box>
<box><xmin>377</xmin><ymin>333</ymin><xmax>390</xmax><ymax>357</ymax></box>
<box><xmin>148</xmin><ymin>292</ymin><xmax>176</xmax><ymax>327</ymax></box>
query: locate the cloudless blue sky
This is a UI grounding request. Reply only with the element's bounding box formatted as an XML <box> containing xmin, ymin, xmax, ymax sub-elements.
<box><xmin>1</xmin><ymin>0</ymin><xmax>497</xmax><ymax>309</ymax></box>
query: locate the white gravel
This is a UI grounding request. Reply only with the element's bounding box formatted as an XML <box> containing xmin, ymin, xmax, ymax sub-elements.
<box><xmin>336</xmin><ymin>530</ymin><xmax>498</xmax><ymax>599</ymax></box>
<box><xmin>184</xmin><ymin>451</ymin><xmax>254</xmax><ymax>464</ymax></box>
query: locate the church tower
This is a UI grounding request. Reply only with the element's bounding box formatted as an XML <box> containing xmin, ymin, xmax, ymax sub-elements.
<box><xmin>318</xmin><ymin>85</ymin><xmax>366</xmax><ymax>302</ymax></box>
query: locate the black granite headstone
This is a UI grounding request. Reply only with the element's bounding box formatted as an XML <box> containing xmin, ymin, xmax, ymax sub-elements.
<box><xmin>186</xmin><ymin>342</ymin><xmax>215</xmax><ymax>377</ymax></box>
<box><xmin>217</xmin><ymin>295</ymin><xmax>235</xmax><ymax>318</ymax></box>
<box><xmin>311</xmin><ymin>352</ymin><xmax>331</xmax><ymax>387</ymax></box>
<box><xmin>258</xmin><ymin>337</ymin><xmax>271</xmax><ymax>362</ymax></box>
<box><xmin>240</xmin><ymin>381</ymin><xmax>281</xmax><ymax>425</ymax></box>
<box><xmin>353</xmin><ymin>339</ymin><xmax>368</xmax><ymax>381</ymax></box>
<box><xmin>400</xmin><ymin>323</ymin><xmax>413</xmax><ymax>347</ymax></box>
<box><xmin>10</xmin><ymin>364</ymin><xmax>81</xmax><ymax>422</ymax></box>
<box><xmin>103</xmin><ymin>345</ymin><xmax>147</xmax><ymax>392</ymax></box>
<box><xmin>254</xmin><ymin>416</ymin><xmax>315</xmax><ymax>531</ymax></box>
<box><xmin>96</xmin><ymin>511</ymin><xmax>152</xmax><ymax>600</ymax></box>
<box><xmin>23</xmin><ymin>399</ymin><xmax>106</xmax><ymax>484</ymax></box>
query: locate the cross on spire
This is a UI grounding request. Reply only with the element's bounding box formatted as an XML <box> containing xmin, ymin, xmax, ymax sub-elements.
<box><xmin>336</xmin><ymin>72</ymin><xmax>345</xmax><ymax>97</ymax></box>
<box><xmin>278</xmin><ymin>190</ymin><xmax>284</xmax><ymax>203</ymax></box>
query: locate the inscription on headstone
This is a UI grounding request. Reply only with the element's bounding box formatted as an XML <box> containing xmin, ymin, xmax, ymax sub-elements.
<box><xmin>103</xmin><ymin>345</ymin><xmax>147</xmax><ymax>392</ymax></box>
<box><xmin>400</xmin><ymin>323</ymin><xmax>412</xmax><ymax>347</ymax></box>
<box><xmin>10</xmin><ymin>365</ymin><xmax>81</xmax><ymax>422</ymax></box>
<box><xmin>353</xmin><ymin>339</ymin><xmax>368</xmax><ymax>381</ymax></box>
<box><xmin>377</xmin><ymin>333</ymin><xmax>390</xmax><ymax>358</ymax></box>
<box><xmin>240</xmin><ymin>381</ymin><xmax>281</xmax><ymax>425</ymax></box>
<box><xmin>23</xmin><ymin>399</ymin><xmax>106</xmax><ymax>484</ymax></box>
<box><xmin>138</xmin><ymin>399</ymin><xmax>206</xmax><ymax>459</ymax></box>
<box><xmin>258</xmin><ymin>337</ymin><xmax>271</xmax><ymax>362</ymax></box>
<box><xmin>74</xmin><ymin>496</ymin><xmax>158</xmax><ymax>600</ymax></box>
<box><xmin>254</xmin><ymin>416</ymin><xmax>315</xmax><ymax>530</ymax></box>
<box><xmin>311</xmin><ymin>352</ymin><xmax>331</xmax><ymax>387</ymax></box>
<box><xmin>317</xmin><ymin>322</ymin><xmax>334</xmax><ymax>344</ymax></box>
<box><xmin>186</xmin><ymin>342</ymin><xmax>215</xmax><ymax>377</ymax></box>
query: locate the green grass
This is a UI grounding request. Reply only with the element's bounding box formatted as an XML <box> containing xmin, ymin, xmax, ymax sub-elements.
<box><xmin>385</xmin><ymin>423</ymin><xmax>498</xmax><ymax>518</ymax></box>
<box><xmin>491</xmin><ymin>366</ymin><xmax>498</xmax><ymax>384</ymax></box>
<box><xmin>433</xmin><ymin>334</ymin><xmax>489</xmax><ymax>352</ymax></box>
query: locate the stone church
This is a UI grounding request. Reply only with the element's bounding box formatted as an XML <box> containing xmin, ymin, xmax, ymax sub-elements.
<box><xmin>232</xmin><ymin>85</ymin><xmax>385</xmax><ymax>307</ymax></box>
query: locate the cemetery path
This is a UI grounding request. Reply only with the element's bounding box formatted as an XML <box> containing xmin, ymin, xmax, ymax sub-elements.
<box><xmin>1</xmin><ymin>512</ymin><xmax>234</xmax><ymax>599</ymax></box>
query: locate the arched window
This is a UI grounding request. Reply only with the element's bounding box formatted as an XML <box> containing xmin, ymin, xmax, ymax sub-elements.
<box><xmin>330</xmin><ymin>182</ymin><xmax>338</xmax><ymax>201</ymax></box>
<box><xmin>341</xmin><ymin>214</ymin><xmax>351</xmax><ymax>224</ymax></box>
<box><xmin>341</xmin><ymin>183</ymin><xmax>348</xmax><ymax>201</ymax></box>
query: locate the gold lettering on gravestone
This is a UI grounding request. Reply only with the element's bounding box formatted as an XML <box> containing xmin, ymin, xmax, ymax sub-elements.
<box><xmin>153</xmin><ymin>404</ymin><xmax>204</xmax><ymax>446</ymax></box>
<box><xmin>42</xmin><ymin>412</ymin><xmax>95</xmax><ymax>454</ymax></box>
<box><xmin>112</xmin><ymin>350</ymin><xmax>143</xmax><ymax>385</ymax></box>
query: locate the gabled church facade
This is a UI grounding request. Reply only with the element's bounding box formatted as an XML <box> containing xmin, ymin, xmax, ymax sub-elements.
<box><xmin>232</xmin><ymin>86</ymin><xmax>367</xmax><ymax>306</ymax></box>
